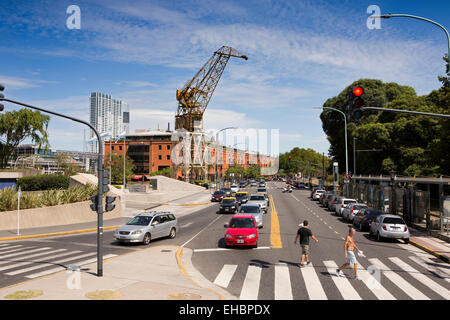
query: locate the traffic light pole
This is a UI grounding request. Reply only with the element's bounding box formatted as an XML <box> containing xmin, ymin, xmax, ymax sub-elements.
<box><xmin>0</xmin><ymin>97</ymin><xmax>105</xmax><ymax>277</ymax></box>
<box><xmin>361</xmin><ymin>106</ymin><xmax>450</xmax><ymax>119</ymax></box>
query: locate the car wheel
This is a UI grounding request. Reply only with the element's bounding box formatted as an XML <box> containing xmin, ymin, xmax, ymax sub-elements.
<box><xmin>169</xmin><ymin>228</ymin><xmax>176</xmax><ymax>239</ymax></box>
<box><xmin>142</xmin><ymin>233</ymin><xmax>151</xmax><ymax>245</ymax></box>
<box><xmin>253</xmin><ymin>242</ymin><xmax>258</xmax><ymax>249</ymax></box>
<box><xmin>404</xmin><ymin>238</ymin><xmax>409</xmax><ymax>244</ymax></box>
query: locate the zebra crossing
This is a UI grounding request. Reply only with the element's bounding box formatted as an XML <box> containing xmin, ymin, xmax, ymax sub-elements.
<box><xmin>0</xmin><ymin>242</ymin><xmax>117</xmax><ymax>284</ymax></box>
<box><xmin>210</xmin><ymin>255</ymin><xmax>450</xmax><ymax>300</ymax></box>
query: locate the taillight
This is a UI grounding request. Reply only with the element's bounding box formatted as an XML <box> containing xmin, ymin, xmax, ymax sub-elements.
<box><xmin>351</xmin><ymin>209</ymin><xmax>354</xmax><ymax>214</ymax></box>
<box><xmin>382</xmin><ymin>225</ymin><xmax>387</xmax><ymax>231</ymax></box>
<box><xmin>404</xmin><ymin>226</ymin><xmax>408</xmax><ymax>232</ymax></box>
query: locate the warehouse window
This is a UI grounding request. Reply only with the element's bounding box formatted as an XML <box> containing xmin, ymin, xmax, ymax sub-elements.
<box><xmin>158</xmin><ymin>155</ymin><xmax>162</xmax><ymax>160</ymax></box>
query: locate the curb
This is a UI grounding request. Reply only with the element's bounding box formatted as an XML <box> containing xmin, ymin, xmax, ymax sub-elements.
<box><xmin>409</xmin><ymin>238</ymin><xmax>450</xmax><ymax>264</ymax></box>
<box><xmin>0</xmin><ymin>225</ymin><xmax>120</xmax><ymax>241</ymax></box>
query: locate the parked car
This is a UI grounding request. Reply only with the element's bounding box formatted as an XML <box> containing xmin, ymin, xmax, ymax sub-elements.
<box><xmin>230</xmin><ymin>184</ymin><xmax>239</xmax><ymax>193</ymax></box>
<box><xmin>319</xmin><ymin>192</ymin><xmax>331</xmax><ymax>206</ymax></box>
<box><xmin>323</xmin><ymin>193</ymin><xmax>335</xmax><ymax>208</ymax></box>
<box><xmin>297</xmin><ymin>183</ymin><xmax>306</xmax><ymax>189</ymax></box>
<box><xmin>219</xmin><ymin>197</ymin><xmax>239</xmax><ymax>214</ymax></box>
<box><xmin>239</xmin><ymin>181</ymin><xmax>247</xmax><ymax>188</ymax></box>
<box><xmin>238</xmin><ymin>204</ymin><xmax>263</xmax><ymax>228</ymax></box>
<box><xmin>329</xmin><ymin>196</ymin><xmax>341</xmax><ymax>212</ymax></box>
<box><xmin>250</xmin><ymin>181</ymin><xmax>257</xmax><ymax>187</ymax></box>
<box><xmin>310</xmin><ymin>187</ymin><xmax>321</xmax><ymax>198</ymax></box>
<box><xmin>335</xmin><ymin>198</ymin><xmax>357</xmax><ymax>216</ymax></box>
<box><xmin>114</xmin><ymin>212</ymin><xmax>177</xmax><ymax>245</ymax></box>
<box><xmin>224</xmin><ymin>215</ymin><xmax>258</xmax><ymax>248</ymax></box>
<box><xmin>235</xmin><ymin>191</ymin><xmax>249</xmax><ymax>205</ymax></box>
<box><xmin>258</xmin><ymin>181</ymin><xmax>266</xmax><ymax>187</ymax></box>
<box><xmin>353</xmin><ymin>208</ymin><xmax>382</xmax><ymax>231</ymax></box>
<box><xmin>313</xmin><ymin>189</ymin><xmax>326</xmax><ymax>201</ymax></box>
<box><xmin>248</xmin><ymin>194</ymin><xmax>268</xmax><ymax>213</ymax></box>
<box><xmin>342</xmin><ymin>203</ymin><xmax>369</xmax><ymax>222</ymax></box>
<box><xmin>211</xmin><ymin>190</ymin><xmax>226</xmax><ymax>202</ymax></box>
<box><xmin>369</xmin><ymin>214</ymin><xmax>410</xmax><ymax>243</ymax></box>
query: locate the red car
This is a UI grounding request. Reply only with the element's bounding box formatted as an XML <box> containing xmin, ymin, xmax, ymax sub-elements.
<box><xmin>224</xmin><ymin>215</ymin><xmax>258</xmax><ymax>248</ymax></box>
<box><xmin>211</xmin><ymin>190</ymin><xmax>225</xmax><ymax>202</ymax></box>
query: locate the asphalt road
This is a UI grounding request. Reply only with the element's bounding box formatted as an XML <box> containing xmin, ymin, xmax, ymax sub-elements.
<box><xmin>188</xmin><ymin>181</ymin><xmax>450</xmax><ymax>300</ymax></box>
<box><xmin>1</xmin><ymin>182</ymin><xmax>449</xmax><ymax>300</ymax></box>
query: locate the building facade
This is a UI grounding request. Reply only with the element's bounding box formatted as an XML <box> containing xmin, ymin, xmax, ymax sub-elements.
<box><xmin>89</xmin><ymin>92</ymin><xmax>130</xmax><ymax>151</ymax></box>
<box><xmin>105</xmin><ymin>130</ymin><xmax>276</xmax><ymax>180</ymax></box>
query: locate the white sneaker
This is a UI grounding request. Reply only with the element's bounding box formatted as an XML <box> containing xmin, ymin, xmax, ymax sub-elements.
<box><xmin>336</xmin><ymin>269</ymin><xmax>344</xmax><ymax>277</ymax></box>
<box><xmin>354</xmin><ymin>276</ymin><xmax>362</xmax><ymax>280</ymax></box>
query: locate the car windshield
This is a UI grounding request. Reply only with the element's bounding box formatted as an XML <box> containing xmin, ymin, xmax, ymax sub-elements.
<box><xmin>214</xmin><ymin>191</ymin><xmax>224</xmax><ymax>196</ymax></box>
<box><xmin>229</xmin><ymin>218</ymin><xmax>255</xmax><ymax>228</ymax></box>
<box><xmin>344</xmin><ymin>200</ymin><xmax>356</xmax><ymax>204</ymax></box>
<box><xmin>236</xmin><ymin>194</ymin><xmax>246</xmax><ymax>198</ymax></box>
<box><xmin>223</xmin><ymin>188</ymin><xmax>231</xmax><ymax>192</ymax></box>
<box><xmin>353</xmin><ymin>205</ymin><xmax>368</xmax><ymax>210</ymax></box>
<box><xmin>222</xmin><ymin>199</ymin><xmax>235</xmax><ymax>204</ymax></box>
<box><xmin>366</xmin><ymin>210</ymin><xmax>382</xmax><ymax>216</ymax></box>
<box><xmin>240</xmin><ymin>206</ymin><xmax>260</xmax><ymax>213</ymax></box>
<box><xmin>257</xmin><ymin>188</ymin><xmax>267</xmax><ymax>192</ymax></box>
<box><xmin>383</xmin><ymin>217</ymin><xmax>405</xmax><ymax>225</ymax></box>
<box><xmin>126</xmin><ymin>216</ymin><xmax>152</xmax><ymax>226</ymax></box>
<box><xmin>250</xmin><ymin>195</ymin><xmax>265</xmax><ymax>201</ymax></box>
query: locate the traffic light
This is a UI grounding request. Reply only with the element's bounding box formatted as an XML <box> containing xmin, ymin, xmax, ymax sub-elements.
<box><xmin>105</xmin><ymin>195</ymin><xmax>116</xmax><ymax>212</ymax></box>
<box><xmin>102</xmin><ymin>170</ymin><xmax>110</xmax><ymax>194</ymax></box>
<box><xmin>0</xmin><ymin>84</ymin><xmax>5</xmax><ymax>112</ymax></box>
<box><xmin>90</xmin><ymin>195</ymin><xmax>98</xmax><ymax>211</ymax></box>
<box><xmin>348</xmin><ymin>85</ymin><xmax>365</xmax><ymax>121</ymax></box>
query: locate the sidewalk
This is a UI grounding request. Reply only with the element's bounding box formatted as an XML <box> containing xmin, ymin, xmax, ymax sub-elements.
<box><xmin>0</xmin><ymin>245</ymin><xmax>236</xmax><ymax>300</ymax></box>
<box><xmin>408</xmin><ymin>226</ymin><xmax>450</xmax><ymax>263</ymax></box>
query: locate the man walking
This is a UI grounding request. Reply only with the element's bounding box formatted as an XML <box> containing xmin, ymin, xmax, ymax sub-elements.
<box><xmin>294</xmin><ymin>220</ymin><xmax>319</xmax><ymax>267</ymax></box>
<box><xmin>336</xmin><ymin>227</ymin><xmax>361</xmax><ymax>280</ymax></box>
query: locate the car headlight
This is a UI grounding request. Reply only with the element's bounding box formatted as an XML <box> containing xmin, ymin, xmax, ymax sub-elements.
<box><xmin>225</xmin><ymin>234</ymin><xmax>233</xmax><ymax>238</ymax></box>
<box><xmin>131</xmin><ymin>230</ymin><xmax>142</xmax><ymax>235</ymax></box>
<box><xmin>231</xmin><ymin>206</ymin><xmax>235</xmax><ymax>209</ymax></box>
<box><xmin>248</xmin><ymin>234</ymin><xmax>257</xmax><ymax>239</ymax></box>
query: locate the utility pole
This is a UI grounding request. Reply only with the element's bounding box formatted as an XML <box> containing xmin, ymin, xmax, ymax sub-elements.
<box><xmin>353</xmin><ymin>137</ymin><xmax>356</xmax><ymax>176</ymax></box>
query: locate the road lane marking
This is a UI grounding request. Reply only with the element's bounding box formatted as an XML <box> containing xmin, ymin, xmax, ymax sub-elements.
<box><xmin>0</xmin><ymin>249</ymin><xmax>69</xmax><ymax>271</ymax></box>
<box><xmin>274</xmin><ymin>264</ymin><xmax>293</xmax><ymax>300</ymax></box>
<box><xmin>181</xmin><ymin>215</ymin><xmax>223</xmax><ymax>248</ymax></box>
<box><xmin>0</xmin><ymin>247</ymin><xmax>51</xmax><ymax>259</ymax></box>
<box><xmin>357</xmin><ymin>263</ymin><xmax>396</xmax><ymax>300</ymax></box>
<box><xmin>300</xmin><ymin>263</ymin><xmax>327</xmax><ymax>300</ymax></box>
<box><xmin>269</xmin><ymin>195</ymin><xmax>282</xmax><ymax>249</ymax></box>
<box><xmin>25</xmin><ymin>254</ymin><xmax>117</xmax><ymax>279</ymax></box>
<box><xmin>214</xmin><ymin>264</ymin><xmax>237</xmax><ymax>288</ymax></box>
<box><xmin>240</xmin><ymin>265</ymin><xmax>262</xmax><ymax>300</ymax></box>
<box><xmin>368</xmin><ymin>258</ymin><xmax>429</xmax><ymax>300</ymax></box>
<box><xmin>388</xmin><ymin>257</ymin><xmax>450</xmax><ymax>299</ymax></box>
<box><xmin>323</xmin><ymin>260</ymin><xmax>362</xmax><ymax>300</ymax></box>
<box><xmin>0</xmin><ymin>245</ymin><xmax>25</xmax><ymax>254</ymax></box>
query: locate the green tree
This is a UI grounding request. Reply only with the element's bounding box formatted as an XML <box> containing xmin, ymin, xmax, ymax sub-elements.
<box><xmin>0</xmin><ymin>109</ymin><xmax>50</xmax><ymax>168</ymax></box>
<box><xmin>108</xmin><ymin>153</ymin><xmax>136</xmax><ymax>184</ymax></box>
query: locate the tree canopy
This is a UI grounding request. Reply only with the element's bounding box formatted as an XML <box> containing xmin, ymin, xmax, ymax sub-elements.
<box><xmin>320</xmin><ymin>57</ymin><xmax>449</xmax><ymax>176</ymax></box>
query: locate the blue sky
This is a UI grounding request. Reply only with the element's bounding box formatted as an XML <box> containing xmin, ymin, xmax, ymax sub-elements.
<box><xmin>0</xmin><ymin>0</ymin><xmax>449</xmax><ymax>155</ymax></box>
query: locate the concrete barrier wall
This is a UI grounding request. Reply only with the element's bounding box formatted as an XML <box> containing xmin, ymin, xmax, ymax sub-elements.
<box><xmin>0</xmin><ymin>198</ymin><xmax>123</xmax><ymax>231</ymax></box>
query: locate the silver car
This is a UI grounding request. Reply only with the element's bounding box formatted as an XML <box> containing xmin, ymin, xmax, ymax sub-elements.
<box><xmin>238</xmin><ymin>204</ymin><xmax>263</xmax><ymax>228</ymax></box>
<box><xmin>248</xmin><ymin>194</ymin><xmax>268</xmax><ymax>213</ymax></box>
<box><xmin>369</xmin><ymin>214</ymin><xmax>410</xmax><ymax>243</ymax></box>
<box><xmin>343</xmin><ymin>203</ymin><xmax>369</xmax><ymax>222</ymax></box>
<box><xmin>335</xmin><ymin>198</ymin><xmax>357</xmax><ymax>216</ymax></box>
<box><xmin>113</xmin><ymin>212</ymin><xmax>178</xmax><ymax>245</ymax></box>
<box><xmin>313</xmin><ymin>190</ymin><xmax>325</xmax><ymax>200</ymax></box>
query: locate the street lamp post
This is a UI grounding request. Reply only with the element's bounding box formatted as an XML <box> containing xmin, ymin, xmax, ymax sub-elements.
<box><xmin>313</xmin><ymin>107</ymin><xmax>349</xmax><ymax>176</ymax></box>
<box><xmin>0</xmin><ymin>94</ymin><xmax>106</xmax><ymax>277</ymax></box>
<box><xmin>215</xmin><ymin>127</ymin><xmax>238</xmax><ymax>188</ymax></box>
<box><xmin>372</xmin><ymin>14</ymin><xmax>449</xmax><ymax>64</ymax></box>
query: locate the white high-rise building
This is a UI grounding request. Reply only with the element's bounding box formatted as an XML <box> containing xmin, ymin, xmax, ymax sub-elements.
<box><xmin>89</xmin><ymin>92</ymin><xmax>130</xmax><ymax>152</ymax></box>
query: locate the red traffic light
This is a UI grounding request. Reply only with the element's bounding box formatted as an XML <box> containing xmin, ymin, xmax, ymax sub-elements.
<box><xmin>353</xmin><ymin>86</ymin><xmax>364</xmax><ymax>97</ymax></box>
<box><xmin>288</xmin><ymin>156</ymin><xmax>292</xmax><ymax>159</ymax></box>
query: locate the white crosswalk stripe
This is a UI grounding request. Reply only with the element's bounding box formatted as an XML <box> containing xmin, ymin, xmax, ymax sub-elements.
<box><xmin>25</xmin><ymin>254</ymin><xmax>117</xmax><ymax>279</ymax></box>
<box><xmin>0</xmin><ymin>247</ymin><xmax>52</xmax><ymax>259</ymax></box>
<box><xmin>0</xmin><ymin>245</ymin><xmax>25</xmax><ymax>254</ymax></box>
<box><xmin>239</xmin><ymin>265</ymin><xmax>262</xmax><ymax>300</ymax></box>
<box><xmin>408</xmin><ymin>255</ymin><xmax>450</xmax><ymax>283</ymax></box>
<box><xmin>389</xmin><ymin>257</ymin><xmax>450</xmax><ymax>299</ymax></box>
<box><xmin>368</xmin><ymin>258</ymin><xmax>429</xmax><ymax>300</ymax></box>
<box><xmin>214</xmin><ymin>264</ymin><xmax>237</xmax><ymax>288</ymax></box>
<box><xmin>0</xmin><ymin>249</ymin><xmax>75</xmax><ymax>272</ymax></box>
<box><xmin>0</xmin><ymin>244</ymin><xmax>22</xmax><ymax>251</ymax></box>
<box><xmin>357</xmin><ymin>263</ymin><xmax>396</xmax><ymax>300</ymax></box>
<box><xmin>0</xmin><ymin>249</ymin><xmax>66</xmax><ymax>266</ymax></box>
<box><xmin>274</xmin><ymin>264</ymin><xmax>293</xmax><ymax>300</ymax></box>
<box><xmin>323</xmin><ymin>260</ymin><xmax>362</xmax><ymax>300</ymax></box>
<box><xmin>300</xmin><ymin>262</ymin><xmax>327</xmax><ymax>300</ymax></box>
<box><xmin>7</xmin><ymin>252</ymin><xmax>98</xmax><ymax>276</ymax></box>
